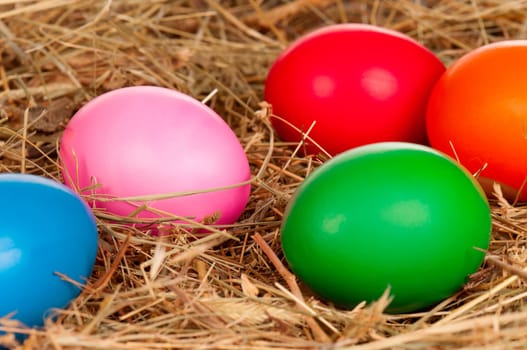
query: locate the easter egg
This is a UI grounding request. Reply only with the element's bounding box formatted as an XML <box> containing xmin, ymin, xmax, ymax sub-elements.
<box><xmin>0</xmin><ymin>174</ymin><xmax>98</xmax><ymax>329</ymax></box>
<box><xmin>281</xmin><ymin>143</ymin><xmax>491</xmax><ymax>313</ymax></box>
<box><xmin>59</xmin><ymin>86</ymin><xmax>251</xmax><ymax>228</ymax></box>
<box><xmin>427</xmin><ymin>40</ymin><xmax>527</xmax><ymax>201</ymax></box>
<box><xmin>264</xmin><ymin>23</ymin><xmax>445</xmax><ymax>156</ymax></box>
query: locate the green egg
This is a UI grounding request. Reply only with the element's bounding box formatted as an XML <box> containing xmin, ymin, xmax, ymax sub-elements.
<box><xmin>281</xmin><ymin>142</ymin><xmax>491</xmax><ymax>313</ymax></box>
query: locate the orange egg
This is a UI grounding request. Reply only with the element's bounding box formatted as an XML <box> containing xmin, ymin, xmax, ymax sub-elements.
<box><xmin>426</xmin><ymin>41</ymin><xmax>527</xmax><ymax>201</ymax></box>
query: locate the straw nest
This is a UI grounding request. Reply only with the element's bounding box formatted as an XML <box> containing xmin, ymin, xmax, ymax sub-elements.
<box><xmin>1</xmin><ymin>0</ymin><xmax>527</xmax><ymax>349</ymax></box>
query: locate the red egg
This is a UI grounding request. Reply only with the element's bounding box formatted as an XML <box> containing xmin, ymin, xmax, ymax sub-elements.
<box><xmin>264</xmin><ymin>23</ymin><xmax>446</xmax><ymax>156</ymax></box>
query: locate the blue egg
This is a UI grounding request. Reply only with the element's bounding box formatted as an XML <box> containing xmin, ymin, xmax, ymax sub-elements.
<box><xmin>0</xmin><ymin>174</ymin><xmax>98</xmax><ymax>332</ymax></box>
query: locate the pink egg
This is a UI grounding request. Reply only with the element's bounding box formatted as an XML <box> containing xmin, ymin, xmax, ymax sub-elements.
<box><xmin>60</xmin><ymin>86</ymin><xmax>251</xmax><ymax>228</ymax></box>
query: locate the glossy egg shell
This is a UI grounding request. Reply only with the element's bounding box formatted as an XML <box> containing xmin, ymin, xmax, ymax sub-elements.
<box><xmin>427</xmin><ymin>40</ymin><xmax>527</xmax><ymax>201</ymax></box>
<box><xmin>60</xmin><ymin>86</ymin><xmax>251</xmax><ymax>227</ymax></box>
<box><xmin>0</xmin><ymin>174</ymin><xmax>98</xmax><ymax>329</ymax></box>
<box><xmin>264</xmin><ymin>23</ymin><xmax>445</xmax><ymax>156</ymax></box>
<box><xmin>281</xmin><ymin>142</ymin><xmax>491</xmax><ymax>313</ymax></box>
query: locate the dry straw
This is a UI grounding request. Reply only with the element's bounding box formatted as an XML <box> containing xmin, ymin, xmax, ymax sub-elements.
<box><xmin>1</xmin><ymin>0</ymin><xmax>527</xmax><ymax>349</ymax></box>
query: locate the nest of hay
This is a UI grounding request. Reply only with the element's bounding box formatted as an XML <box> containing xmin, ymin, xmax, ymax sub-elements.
<box><xmin>1</xmin><ymin>0</ymin><xmax>527</xmax><ymax>349</ymax></box>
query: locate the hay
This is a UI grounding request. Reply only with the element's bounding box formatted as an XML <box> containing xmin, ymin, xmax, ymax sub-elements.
<box><xmin>1</xmin><ymin>0</ymin><xmax>527</xmax><ymax>348</ymax></box>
